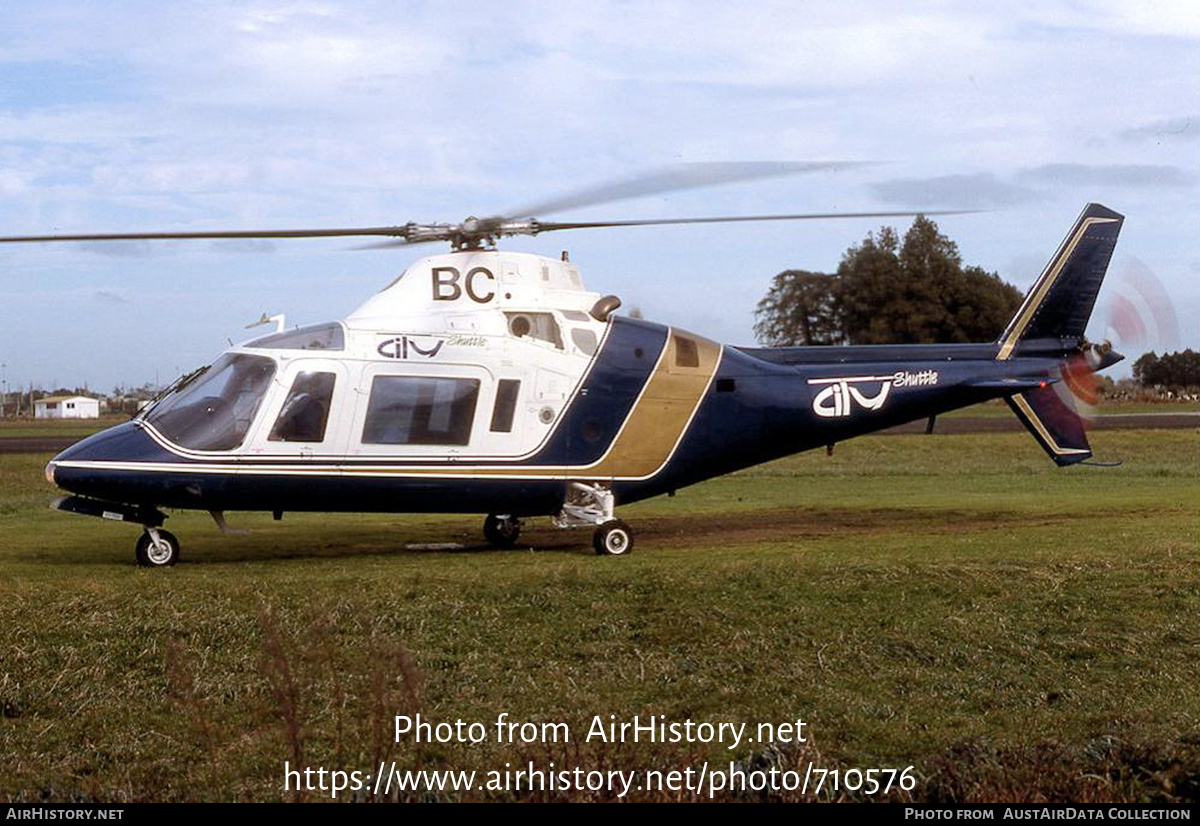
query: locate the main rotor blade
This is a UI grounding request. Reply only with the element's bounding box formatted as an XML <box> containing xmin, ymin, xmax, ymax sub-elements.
<box><xmin>0</xmin><ymin>226</ymin><xmax>412</xmax><ymax>244</ymax></box>
<box><xmin>351</xmin><ymin>237</ymin><xmax>440</xmax><ymax>251</ymax></box>
<box><xmin>536</xmin><ymin>209</ymin><xmax>978</xmax><ymax>233</ymax></box>
<box><xmin>501</xmin><ymin>161</ymin><xmax>871</xmax><ymax>220</ymax></box>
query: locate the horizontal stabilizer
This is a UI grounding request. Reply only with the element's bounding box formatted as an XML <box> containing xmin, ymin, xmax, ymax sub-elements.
<box><xmin>1006</xmin><ymin>385</ymin><xmax>1091</xmax><ymax>466</ymax></box>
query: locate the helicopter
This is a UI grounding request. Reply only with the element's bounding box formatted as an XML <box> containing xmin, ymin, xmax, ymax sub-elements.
<box><xmin>1</xmin><ymin>165</ymin><xmax>1124</xmax><ymax>566</ymax></box>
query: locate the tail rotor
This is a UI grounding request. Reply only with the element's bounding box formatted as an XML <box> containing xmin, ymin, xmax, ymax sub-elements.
<box><xmin>1093</xmin><ymin>256</ymin><xmax>1181</xmax><ymax>361</ymax></box>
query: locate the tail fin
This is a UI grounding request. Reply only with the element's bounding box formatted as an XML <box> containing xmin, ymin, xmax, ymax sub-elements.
<box><xmin>1006</xmin><ymin>384</ymin><xmax>1092</xmax><ymax>466</ymax></box>
<box><xmin>996</xmin><ymin>203</ymin><xmax>1123</xmax><ymax>360</ymax></box>
<box><xmin>998</xmin><ymin>204</ymin><xmax>1125</xmax><ymax>466</ymax></box>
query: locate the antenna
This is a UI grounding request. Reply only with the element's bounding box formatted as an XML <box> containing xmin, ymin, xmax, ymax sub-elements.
<box><xmin>246</xmin><ymin>312</ymin><xmax>287</xmax><ymax>333</ymax></box>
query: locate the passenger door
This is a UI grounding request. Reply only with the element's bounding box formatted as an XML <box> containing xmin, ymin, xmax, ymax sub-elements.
<box><xmin>246</xmin><ymin>358</ymin><xmax>352</xmax><ymax>461</ymax></box>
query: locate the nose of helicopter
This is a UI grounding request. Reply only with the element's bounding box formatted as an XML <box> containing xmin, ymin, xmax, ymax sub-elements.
<box><xmin>45</xmin><ymin>420</ymin><xmax>171</xmax><ymax>490</ymax></box>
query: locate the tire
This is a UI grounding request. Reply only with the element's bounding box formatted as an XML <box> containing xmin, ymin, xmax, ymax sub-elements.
<box><xmin>593</xmin><ymin>519</ymin><xmax>634</xmax><ymax>556</ymax></box>
<box><xmin>135</xmin><ymin>529</ymin><xmax>180</xmax><ymax>567</ymax></box>
<box><xmin>483</xmin><ymin>514</ymin><xmax>522</xmax><ymax>549</ymax></box>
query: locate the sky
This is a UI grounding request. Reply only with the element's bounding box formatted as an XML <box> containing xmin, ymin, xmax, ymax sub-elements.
<box><xmin>0</xmin><ymin>1</ymin><xmax>1197</xmax><ymax>393</ymax></box>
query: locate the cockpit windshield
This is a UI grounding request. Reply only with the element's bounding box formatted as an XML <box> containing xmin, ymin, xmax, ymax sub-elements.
<box><xmin>246</xmin><ymin>322</ymin><xmax>344</xmax><ymax>351</ymax></box>
<box><xmin>143</xmin><ymin>354</ymin><xmax>276</xmax><ymax>451</ymax></box>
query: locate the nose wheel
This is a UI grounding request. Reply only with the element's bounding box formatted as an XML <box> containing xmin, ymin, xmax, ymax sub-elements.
<box><xmin>136</xmin><ymin>528</ymin><xmax>180</xmax><ymax>567</ymax></box>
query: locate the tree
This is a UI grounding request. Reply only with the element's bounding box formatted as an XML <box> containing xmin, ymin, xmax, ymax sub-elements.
<box><xmin>838</xmin><ymin>216</ymin><xmax>1023</xmax><ymax>344</ymax></box>
<box><xmin>835</xmin><ymin>225</ymin><xmax>917</xmax><ymax>344</ymax></box>
<box><xmin>1133</xmin><ymin>350</ymin><xmax>1200</xmax><ymax>388</ymax></box>
<box><xmin>753</xmin><ymin>270</ymin><xmax>842</xmax><ymax>346</ymax></box>
<box><xmin>753</xmin><ymin>216</ymin><xmax>1024</xmax><ymax>346</ymax></box>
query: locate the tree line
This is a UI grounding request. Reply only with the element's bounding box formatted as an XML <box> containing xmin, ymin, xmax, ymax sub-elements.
<box><xmin>1132</xmin><ymin>350</ymin><xmax>1200</xmax><ymax>389</ymax></box>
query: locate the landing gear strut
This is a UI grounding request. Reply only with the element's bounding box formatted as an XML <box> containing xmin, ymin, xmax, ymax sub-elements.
<box><xmin>483</xmin><ymin>514</ymin><xmax>523</xmax><ymax>548</ymax></box>
<box><xmin>136</xmin><ymin>528</ymin><xmax>180</xmax><ymax>567</ymax></box>
<box><xmin>553</xmin><ymin>482</ymin><xmax>636</xmax><ymax>556</ymax></box>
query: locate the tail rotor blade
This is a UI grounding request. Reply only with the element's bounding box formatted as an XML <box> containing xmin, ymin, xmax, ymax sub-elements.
<box><xmin>1061</xmin><ymin>354</ymin><xmax>1101</xmax><ymax>422</ymax></box>
<box><xmin>1096</xmin><ymin>256</ymin><xmax>1181</xmax><ymax>356</ymax></box>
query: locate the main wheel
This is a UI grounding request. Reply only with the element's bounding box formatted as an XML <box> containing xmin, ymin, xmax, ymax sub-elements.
<box><xmin>483</xmin><ymin>514</ymin><xmax>522</xmax><ymax>548</ymax></box>
<box><xmin>135</xmin><ymin>529</ymin><xmax>180</xmax><ymax>567</ymax></box>
<box><xmin>593</xmin><ymin>519</ymin><xmax>634</xmax><ymax>556</ymax></box>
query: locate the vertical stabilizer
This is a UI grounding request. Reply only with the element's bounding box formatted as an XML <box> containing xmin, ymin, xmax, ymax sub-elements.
<box><xmin>997</xmin><ymin>204</ymin><xmax>1123</xmax><ymax>359</ymax></box>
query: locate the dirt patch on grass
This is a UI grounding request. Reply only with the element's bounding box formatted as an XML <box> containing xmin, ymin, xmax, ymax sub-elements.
<box><xmin>502</xmin><ymin>506</ymin><xmax>1074</xmax><ymax>555</ymax></box>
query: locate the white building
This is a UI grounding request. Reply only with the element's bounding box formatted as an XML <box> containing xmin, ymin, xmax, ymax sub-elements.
<box><xmin>34</xmin><ymin>395</ymin><xmax>101</xmax><ymax>420</ymax></box>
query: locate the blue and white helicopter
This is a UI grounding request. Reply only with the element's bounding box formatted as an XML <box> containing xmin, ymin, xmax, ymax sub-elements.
<box><xmin>2</xmin><ymin>167</ymin><xmax>1123</xmax><ymax>565</ymax></box>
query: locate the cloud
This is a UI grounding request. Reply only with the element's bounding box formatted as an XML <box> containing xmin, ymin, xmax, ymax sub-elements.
<box><xmin>870</xmin><ymin>173</ymin><xmax>1040</xmax><ymax>209</ymax></box>
<box><xmin>1119</xmin><ymin>116</ymin><xmax>1198</xmax><ymax>144</ymax></box>
<box><xmin>93</xmin><ymin>289</ymin><xmax>127</xmax><ymax>304</ymax></box>
<box><xmin>1014</xmin><ymin>164</ymin><xmax>1195</xmax><ymax>188</ymax></box>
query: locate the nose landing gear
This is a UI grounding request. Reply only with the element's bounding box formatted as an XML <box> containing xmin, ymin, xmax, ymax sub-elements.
<box><xmin>135</xmin><ymin>527</ymin><xmax>180</xmax><ymax>567</ymax></box>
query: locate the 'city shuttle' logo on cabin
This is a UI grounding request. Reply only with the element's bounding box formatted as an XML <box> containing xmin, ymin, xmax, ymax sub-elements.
<box><xmin>807</xmin><ymin>370</ymin><xmax>938</xmax><ymax>418</ymax></box>
<box><xmin>377</xmin><ymin>335</ymin><xmax>445</xmax><ymax>360</ymax></box>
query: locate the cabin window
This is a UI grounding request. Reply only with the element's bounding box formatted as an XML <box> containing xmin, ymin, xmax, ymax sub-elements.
<box><xmin>246</xmin><ymin>322</ymin><xmax>345</xmax><ymax>351</ymax></box>
<box><xmin>362</xmin><ymin>376</ymin><xmax>479</xmax><ymax>445</ymax></box>
<box><xmin>505</xmin><ymin>312</ymin><xmax>563</xmax><ymax>349</ymax></box>
<box><xmin>145</xmin><ymin>354</ymin><xmax>276</xmax><ymax>451</ymax></box>
<box><xmin>490</xmin><ymin>380</ymin><xmax>521</xmax><ymax>433</ymax></box>
<box><xmin>269</xmin><ymin>372</ymin><xmax>336</xmax><ymax>442</ymax></box>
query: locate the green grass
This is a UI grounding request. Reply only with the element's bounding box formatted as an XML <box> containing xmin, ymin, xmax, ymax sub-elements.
<box><xmin>0</xmin><ymin>429</ymin><xmax>1196</xmax><ymax>802</ymax></box>
<box><xmin>0</xmin><ymin>415</ymin><xmax>129</xmax><ymax>440</ymax></box>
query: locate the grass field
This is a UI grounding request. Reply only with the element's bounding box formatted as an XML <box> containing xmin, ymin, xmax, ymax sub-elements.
<box><xmin>0</xmin><ymin>428</ymin><xmax>1196</xmax><ymax>802</ymax></box>
<box><xmin>0</xmin><ymin>415</ymin><xmax>131</xmax><ymax>440</ymax></box>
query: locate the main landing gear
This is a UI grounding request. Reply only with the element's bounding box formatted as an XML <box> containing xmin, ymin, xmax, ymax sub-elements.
<box><xmin>553</xmin><ymin>482</ymin><xmax>636</xmax><ymax>556</ymax></box>
<box><xmin>591</xmin><ymin>519</ymin><xmax>634</xmax><ymax>556</ymax></box>
<box><xmin>483</xmin><ymin>485</ymin><xmax>636</xmax><ymax>555</ymax></box>
<box><xmin>135</xmin><ymin>527</ymin><xmax>180</xmax><ymax>567</ymax></box>
<box><xmin>483</xmin><ymin>513</ymin><xmax>523</xmax><ymax>548</ymax></box>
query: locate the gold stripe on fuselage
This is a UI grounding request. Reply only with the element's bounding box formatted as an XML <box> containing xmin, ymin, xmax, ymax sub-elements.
<box><xmin>582</xmin><ymin>331</ymin><xmax>722</xmax><ymax>479</ymax></box>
